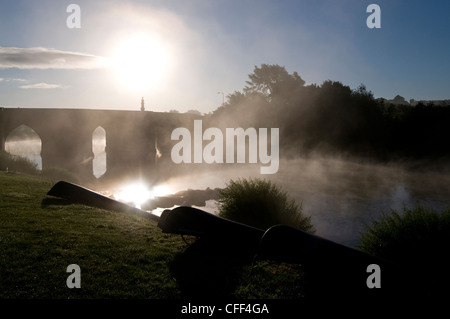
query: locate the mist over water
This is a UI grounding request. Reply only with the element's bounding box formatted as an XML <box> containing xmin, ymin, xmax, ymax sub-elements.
<box><xmin>154</xmin><ymin>157</ymin><xmax>450</xmax><ymax>246</ymax></box>
<box><xmin>7</xmin><ymin>139</ymin><xmax>450</xmax><ymax>246</ymax></box>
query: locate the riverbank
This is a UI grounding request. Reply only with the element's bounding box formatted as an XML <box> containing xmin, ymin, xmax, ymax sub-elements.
<box><xmin>0</xmin><ymin>171</ymin><xmax>304</xmax><ymax>299</ymax></box>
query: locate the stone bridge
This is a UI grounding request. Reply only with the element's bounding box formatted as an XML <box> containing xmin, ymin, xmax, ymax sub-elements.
<box><xmin>0</xmin><ymin>107</ymin><xmax>200</xmax><ymax>182</ymax></box>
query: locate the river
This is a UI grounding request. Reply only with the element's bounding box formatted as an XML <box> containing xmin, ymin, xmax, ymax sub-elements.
<box><xmin>6</xmin><ymin>139</ymin><xmax>450</xmax><ymax>246</ymax></box>
<box><xmin>148</xmin><ymin>157</ymin><xmax>450</xmax><ymax>246</ymax></box>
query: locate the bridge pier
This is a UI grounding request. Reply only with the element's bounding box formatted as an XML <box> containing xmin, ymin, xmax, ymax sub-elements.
<box><xmin>103</xmin><ymin>116</ymin><xmax>157</xmax><ymax>181</ymax></box>
<box><xmin>40</xmin><ymin>129</ymin><xmax>94</xmax><ymax>181</ymax></box>
<box><xmin>0</xmin><ymin>108</ymin><xmax>5</xmax><ymax>152</ymax></box>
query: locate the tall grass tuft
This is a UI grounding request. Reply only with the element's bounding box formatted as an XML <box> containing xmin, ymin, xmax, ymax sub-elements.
<box><xmin>218</xmin><ymin>178</ymin><xmax>314</xmax><ymax>232</ymax></box>
<box><xmin>358</xmin><ymin>205</ymin><xmax>450</xmax><ymax>297</ymax></box>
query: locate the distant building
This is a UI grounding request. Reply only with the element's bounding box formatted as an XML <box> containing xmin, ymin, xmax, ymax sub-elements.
<box><xmin>410</xmin><ymin>98</ymin><xmax>450</xmax><ymax>106</ymax></box>
<box><xmin>378</xmin><ymin>96</ymin><xmax>450</xmax><ymax>106</ymax></box>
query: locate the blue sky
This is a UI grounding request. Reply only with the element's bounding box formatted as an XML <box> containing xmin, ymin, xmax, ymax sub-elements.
<box><xmin>0</xmin><ymin>0</ymin><xmax>449</xmax><ymax>113</ymax></box>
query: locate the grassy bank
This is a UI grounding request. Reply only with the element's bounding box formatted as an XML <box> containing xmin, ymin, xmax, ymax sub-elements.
<box><xmin>0</xmin><ymin>171</ymin><xmax>305</xmax><ymax>299</ymax></box>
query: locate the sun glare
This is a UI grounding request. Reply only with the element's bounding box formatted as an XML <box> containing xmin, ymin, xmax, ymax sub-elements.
<box><xmin>112</xmin><ymin>34</ymin><xmax>171</xmax><ymax>92</ymax></box>
<box><xmin>114</xmin><ymin>182</ymin><xmax>172</xmax><ymax>209</ymax></box>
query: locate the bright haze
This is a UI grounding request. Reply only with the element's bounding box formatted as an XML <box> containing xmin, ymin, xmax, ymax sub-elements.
<box><xmin>0</xmin><ymin>0</ymin><xmax>449</xmax><ymax>113</ymax></box>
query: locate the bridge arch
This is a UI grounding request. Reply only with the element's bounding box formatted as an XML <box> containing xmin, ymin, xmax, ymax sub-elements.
<box><xmin>92</xmin><ymin>126</ymin><xmax>107</xmax><ymax>178</ymax></box>
<box><xmin>5</xmin><ymin>124</ymin><xmax>42</xmax><ymax>169</ymax></box>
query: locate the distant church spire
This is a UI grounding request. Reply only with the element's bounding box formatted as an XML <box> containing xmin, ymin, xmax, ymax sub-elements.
<box><xmin>140</xmin><ymin>97</ymin><xmax>145</xmax><ymax>111</ymax></box>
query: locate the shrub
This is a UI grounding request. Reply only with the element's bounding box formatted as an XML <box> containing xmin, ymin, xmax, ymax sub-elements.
<box><xmin>358</xmin><ymin>205</ymin><xmax>450</xmax><ymax>297</ymax></box>
<box><xmin>218</xmin><ymin>178</ymin><xmax>314</xmax><ymax>232</ymax></box>
<box><xmin>0</xmin><ymin>150</ymin><xmax>38</xmax><ymax>175</ymax></box>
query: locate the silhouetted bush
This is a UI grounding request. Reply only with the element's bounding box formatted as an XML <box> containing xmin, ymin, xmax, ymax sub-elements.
<box><xmin>0</xmin><ymin>150</ymin><xmax>38</xmax><ymax>175</ymax></box>
<box><xmin>358</xmin><ymin>205</ymin><xmax>450</xmax><ymax>298</ymax></box>
<box><xmin>218</xmin><ymin>178</ymin><xmax>314</xmax><ymax>232</ymax></box>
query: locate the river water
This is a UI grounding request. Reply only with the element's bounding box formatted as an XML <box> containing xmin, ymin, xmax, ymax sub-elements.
<box><xmin>6</xmin><ymin>139</ymin><xmax>450</xmax><ymax>246</ymax></box>
<box><xmin>155</xmin><ymin>157</ymin><xmax>450</xmax><ymax>246</ymax></box>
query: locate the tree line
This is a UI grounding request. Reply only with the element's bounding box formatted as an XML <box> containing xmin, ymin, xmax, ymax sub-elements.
<box><xmin>209</xmin><ymin>64</ymin><xmax>450</xmax><ymax>166</ymax></box>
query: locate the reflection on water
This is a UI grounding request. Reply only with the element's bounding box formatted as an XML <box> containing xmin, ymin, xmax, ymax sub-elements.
<box><xmin>152</xmin><ymin>157</ymin><xmax>450</xmax><ymax>246</ymax></box>
<box><xmin>193</xmin><ymin>199</ymin><xmax>220</xmax><ymax>215</ymax></box>
<box><xmin>6</xmin><ymin>137</ymin><xmax>450</xmax><ymax>246</ymax></box>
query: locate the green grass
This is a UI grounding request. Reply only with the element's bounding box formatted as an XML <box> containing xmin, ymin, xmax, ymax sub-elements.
<box><xmin>0</xmin><ymin>171</ymin><xmax>184</xmax><ymax>298</ymax></box>
<box><xmin>0</xmin><ymin>171</ymin><xmax>305</xmax><ymax>299</ymax></box>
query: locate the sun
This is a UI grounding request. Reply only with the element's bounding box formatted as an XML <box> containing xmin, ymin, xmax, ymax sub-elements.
<box><xmin>111</xmin><ymin>34</ymin><xmax>171</xmax><ymax>92</ymax></box>
<box><xmin>113</xmin><ymin>182</ymin><xmax>151</xmax><ymax>209</ymax></box>
<box><xmin>113</xmin><ymin>181</ymin><xmax>173</xmax><ymax>209</ymax></box>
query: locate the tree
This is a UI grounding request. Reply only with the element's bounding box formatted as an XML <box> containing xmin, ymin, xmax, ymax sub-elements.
<box><xmin>352</xmin><ymin>84</ymin><xmax>374</xmax><ymax>100</ymax></box>
<box><xmin>225</xmin><ymin>91</ymin><xmax>246</xmax><ymax>106</ymax></box>
<box><xmin>185</xmin><ymin>109</ymin><xmax>202</xmax><ymax>115</ymax></box>
<box><xmin>392</xmin><ymin>95</ymin><xmax>408</xmax><ymax>105</ymax></box>
<box><xmin>243</xmin><ymin>64</ymin><xmax>305</xmax><ymax>101</ymax></box>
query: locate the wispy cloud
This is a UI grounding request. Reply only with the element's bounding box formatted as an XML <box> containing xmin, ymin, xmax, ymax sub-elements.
<box><xmin>19</xmin><ymin>82</ymin><xmax>65</xmax><ymax>89</ymax></box>
<box><xmin>0</xmin><ymin>46</ymin><xmax>110</xmax><ymax>69</ymax></box>
<box><xmin>0</xmin><ymin>77</ymin><xmax>28</xmax><ymax>82</ymax></box>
